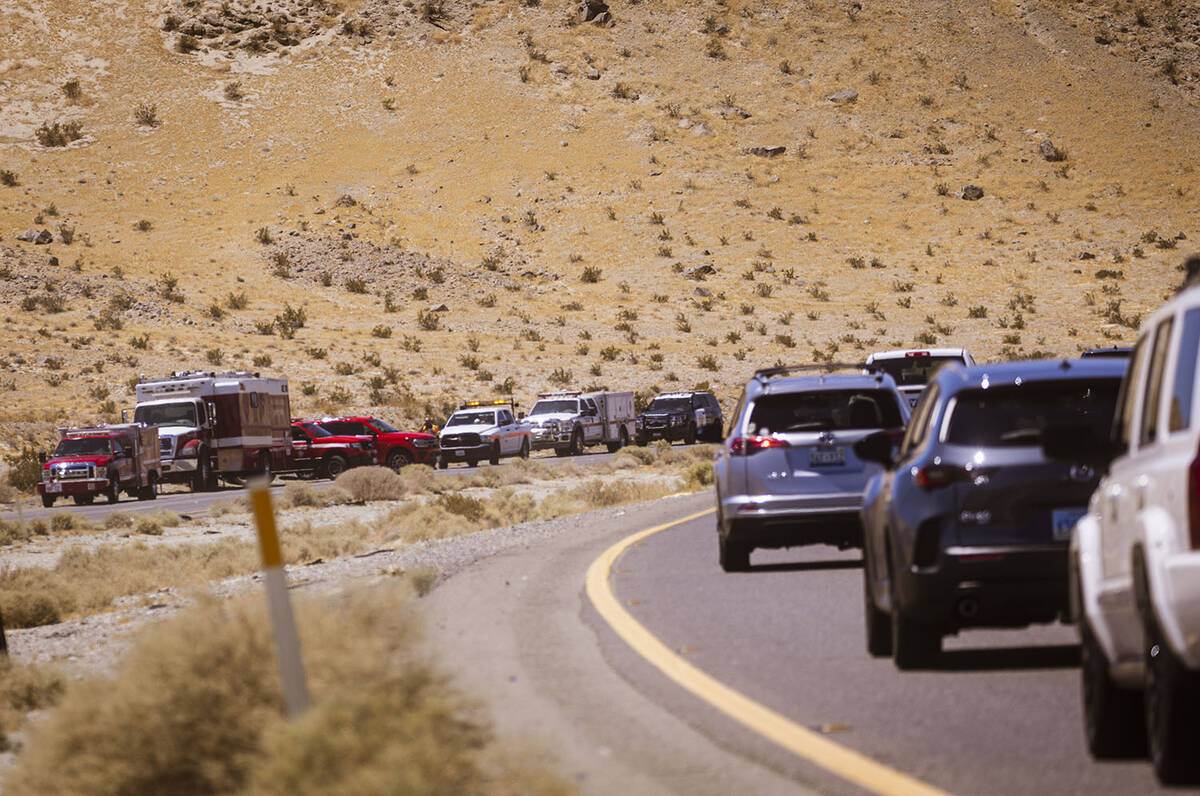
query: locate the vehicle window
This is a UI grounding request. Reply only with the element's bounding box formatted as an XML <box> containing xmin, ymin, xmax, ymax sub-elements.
<box><xmin>945</xmin><ymin>379</ymin><xmax>1121</xmax><ymax>447</ymax></box>
<box><xmin>531</xmin><ymin>400</ymin><xmax>578</xmax><ymax>414</ymax></box>
<box><xmin>367</xmin><ymin>419</ymin><xmax>396</xmax><ymax>433</ymax></box>
<box><xmin>249</xmin><ymin>393</ymin><xmax>259</xmax><ymax>409</ymax></box>
<box><xmin>866</xmin><ymin>355</ymin><xmax>964</xmax><ymax>387</ymax></box>
<box><xmin>323</xmin><ymin>421</ymin><xmax>361</xmax><ymax>435</ymax></box>
<box><xmin>1113</xmin><ymin>336</ymin><xmax>1148</xmax><ymax>454</ymax></box>
<box><xmin>582</xmin><ymin>400</ymin><xmax>597</xmax><ymax>415</ymax></box>
<box><xmin>706</xmin><ymin>394</ymin><xmax>720</xmax><ymax>413</ymax></box>
<box><xmin>747</xmin><ymin>389</ymin><xmax>904</xmax><ymax>435</ymax></box>
<box><xmin>1168</xmin><ymin>309</ymin><xmax>1200</xmax><ymax>433</ymax></box>
<box><xmin>55</xmin><ymin>437</ymin><xmax>113</xmax><ymax>457</ymax></box>
<box><xmin>729</xmin><ymin>389</ymin><xmax>748</xmax><ymax>435</ymax></box>
<box><xmin>498</xmin><ymin>411</ymin><xmax>514</xmax><ymax>425</ymax></box>
<box><xmin>645</xmin><ymin>397</ymin><xmax>691</xmax><ymax>413</ymax></box>
<box><xmin>303</xmin><ymin>423</ymin><xmax>332</xmax><ymax>438</ymax></box>
<box><xmin>134</xmin><ymin>402</ymin><xmax>198</xmax><ymax>428</ymax></box>
<box><xmin>1140</xmin><ymin>317</ymin><xmax>1175</xmax><ymax>447</ymax></box>
<box><xmin>899</xmin><ymin>385</ymin><xmax>939</xmax><ymax>458</ymax></box>
<box><xmin>291</xmin><ymin>428</ymin><xmax>308</xmax><ymax>442</ymax></box>
<box><xmin>449</xmin><ymin>410</ymin><xmax>495</xmax><ymax>425</ymax></box>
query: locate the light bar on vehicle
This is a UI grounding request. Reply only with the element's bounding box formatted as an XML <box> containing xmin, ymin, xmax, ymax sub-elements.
<box><xmin>460</xmin><ymin>398</ymin><xmax>519</xmax><ymax>409</ymax></box>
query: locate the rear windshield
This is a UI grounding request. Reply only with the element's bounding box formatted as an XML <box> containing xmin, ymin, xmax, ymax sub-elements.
<box><xmin>945</xmin><ymin>379</ymin><xmax>1121</xmax><ymax>447</ymax></box>
<box><xmin>747</xmin><ymin>390</ymin><xmax>904</xmax><ymax>434</ymax></box>
<box><xmin>867</xmin><ymin>355</ymin><xmax>964</xmax><ymax>387</ymax></box>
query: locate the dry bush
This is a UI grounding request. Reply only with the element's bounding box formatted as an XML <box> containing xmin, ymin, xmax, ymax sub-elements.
<box><xmin>104</xmin><ymin>511</ymin><xmax>134</xmax><ymax>529</ymax></box>
<box><xmin>209</xmin><ymin>497</ymin><xmax>251</xmax><ymax>517</ymax></box>
<box><xmin>464</xmin><ymin>458</ymin><xmax>552</xmax><ymax>488</ymax></box>
<box><xmin>617</xmin><ymin>446</ymin><xmax>657</xmax><ymax>466</ymax></box>
<box><xmin>8</xmin><ymin>585</ymin><xmax>565</xmax><ymax>796</ymax></box>
<box><xmin>135</xmin><ymin>515</ymin><xmax>164</xmax><ymax>535</ymax></box>
<box><xmin>0</xmin><ymin>476</ymin><xmax>15</xmax><ymax>503</ymax></box>
<box><xmin>0</xmin><ymin>659</ymin><xmax>65</xmax><ymax>751</ymax></box>
<box><xmin>334</xmin><ymin>466</ymin><xmax>407</xmax><ymax>502</ymax></box>
<box><xmin>279</xmin><ymin>481</ymin><xmax>322</xmax><ymax>508</ymax></box>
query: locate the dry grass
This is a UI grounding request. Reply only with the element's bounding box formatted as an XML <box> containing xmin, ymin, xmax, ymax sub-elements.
<box><xmin>0</xmin><ymin>659</ymin><xmax>65</xmax><ymax>752</ymax></box>
<box><xmin>5</xmin><ymin>586</ymin><xmax>571</xmax><ymax>795</ymax></box>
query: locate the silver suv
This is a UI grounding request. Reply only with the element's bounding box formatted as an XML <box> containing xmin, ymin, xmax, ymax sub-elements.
<box><xmin>713</xmin><ymin>366</ymin><xmax>909</xmax><ymax>571</ymax></box>
<box><xmin>1049</xmin><ymin>273</ymin><xmax>1200</xmax><ymax>784</ymax></box>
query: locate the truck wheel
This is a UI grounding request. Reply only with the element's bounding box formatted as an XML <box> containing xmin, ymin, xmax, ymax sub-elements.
<box><xmin>137</xmin><ymin>473</ymin><xmax>157</xmax><ymax>502</ymax></box>
<box><xmin>684</xmin><ymin>422</ymin><xmax>698</xmax><ymax>445</ymax></box>
<box><xmin>467</xmin><ymin>458</ymin><xmax>478</xmax><ymax>468</ymax></box>
<box><xmin>104</xmin><ymin>472</ymin><xmax>120</xmax><ymax>504</ymax></box>
<box><xmin>41</xmin><ymin>495</ymin><xmax>54</xmax><ymax>508</ymax></box>
<box><xmin>489</xmin><ymin>442</ymin><xmax>500</xmax><ymax>466</ymax></box>
<box><xmin>569</xmin><ymin>428</ymin><xmax>583</xmax><ymax>456</ymax></box>
<box><xmin>718</xmin><ymin>534</ymin><xmax>750</xmax><ymax>572</ymax></box>
<box><xmin>1081</xmin><ymin>614</ymin><xmax>1144</xmax><ymax>758</ymax></box>
<box><xmin>437</xmin><ymin>456</ymin><xmax>448</xmax><ymax>470</ymax></box>
<box><xmin>259</xmin><ymin>452</ymin><xmax>274</xmax><ymax>484</ymax></box>
<box><xmin>636</xmin><ymin>434</ymin><xmax>648</xmax><ymax>447</ymax></box>
<box><xmin>1146</xmin><ymin>613</ymin><xmax>1200</xmax><ymax>783</ymax></box>
<box><xmin>387</xmin><ymin>449</ymin><xmax>412</xmax><ymax>472</ymax></box>
<box><xmin>193</xmin><ymin>454</ymin><xmax>212</xmax><ymax>493</ymax></box>
<box><xmin>606</xmin><ymin>427</ymin><xmax>629</xmax><ymax>454</ymax></box>
<box><xmin>519</xmin><ymin>438</ymin><xmax>530</xmax><ymax>459</ymax></box>
<box><xmin>323</xmin><ymin>454</ymin><xmax>349</xmax><ymax>479</ymax></box>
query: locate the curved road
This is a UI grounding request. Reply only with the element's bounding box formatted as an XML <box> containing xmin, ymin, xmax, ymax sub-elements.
<box><xmin>421</xmin><ymin>492</ymin><xmax>1183</xmax><ymax>795</ymax></box>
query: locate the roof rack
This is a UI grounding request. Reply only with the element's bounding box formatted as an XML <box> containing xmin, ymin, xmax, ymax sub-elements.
<box><xmin>753</xmin><ymin>362</ymin><xmax>869</xmax><ymax>382</ymax></box>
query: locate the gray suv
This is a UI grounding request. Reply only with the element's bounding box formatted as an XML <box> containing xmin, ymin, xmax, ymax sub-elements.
<box><xmin>713</xmin><ymin>366</ymin><xmax>909</xmax><ymax>571</ymax></box>
<box><xmin>856</xmin><ymin>357</ymin><xmax>1128</xmax><ymax>669</ymax></box>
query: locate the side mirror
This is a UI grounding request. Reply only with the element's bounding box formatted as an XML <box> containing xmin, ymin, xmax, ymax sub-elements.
<box><xmin>121</xmin><ymin>408</ymin><xmax>131</xmax><ymax>423</ymax></box>
<box><xmin>38</xmin><ymin>452</ymin><xmax>46</xmax><ymax>464</ymax></box>
<box><xmin>854</xmin><ymin>431</ymin><xmax>894</xmax><ymax>468</ymax></box>
<box><xmin>206</xmin><ymin>401</ymin><xmax>217</xmax><ymax>426</ymax></box>
<box><xmin>1042</xmin><ymin>425</ymin><xmax>1117</xmax><ymax>470</ymax></box>
<box><xmin>518</xmin><ymin>412</ymin><xmax>526</xmax><ymax>420</ymax></box>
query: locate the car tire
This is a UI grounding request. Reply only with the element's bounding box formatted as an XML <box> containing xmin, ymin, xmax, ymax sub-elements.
<box><xmin>606</xmin><ymin>427</ymin><xmax>630</xmax><ymax>453</ymax></box>
<box><xmin>569</xmin><ymin>428</ymin><xmax>583</xmax><ymax>456</ymax></box>
<box><xmin>73</xmin><ymin>494</ymin><xmax>95</xmax><ymax>506</ymax></box>
<box><xmin>683</xmin><ymin>422</ymin><xmax>697</xmax><ymax>445</ymax></box>
<box><xmin>324</xmin><ymin>454</ymin><xmax>349</xmax><ymax>479</ymax></box>
<box><xmin>519</xmin><ymin>438</ymin><xmax>530</xmax><ymax>459</ymax></box>
<box><xmin>1145</xmin><ymin>612</ymin><xmax>1200</xmax><ymax>784</ymax></box>
<box><xmin>41</xmin><ymin>495</ymin><xmax>54</xmax><ymax>508</ymax></box>
<box><xmin>864</xmin><ymin>558</ymin><xmax>893</xmax><ymax>657</ymax></box>
<box><xmin>437</xmin><ymin>457</ymin><xmax>448</xmax><ymax>470</ymax></box>
<box><xmin>387</xmin><ymin>449</ymin><xmax>412</xmax><ymax>472</ymax></box>
<box><xmin>136</xmin><ymin>474</ymin><xmax>157</xmax><ymax>502</ymax></box>
<box><xmin>1081</xmin><ymin>614</ymin><xmax>1145</xmax><ymax>758</ymax></box>
<box><xmin>467</xmin><ymin>458</ymin><xmax>478</xmax><ymax>468</ymax></box>
<box><xmin>636</xmin><ymin>434</ymin><xmax>648</xmax><ymax>447</ymax></box>
<box><xmin>489</xmin><ymin>443</ymin><xmax>500</xmax><ymax>466</ymax></box>
<box><xmin>104</xmin><ymin>471</ymin><xmax>120</xmax><ymax>504</ymax></box>
<box><xmin>718</xmin><ymin>532</ymin><xmax>751</xmax><ymax>572</ymax></box>
<box><xmin>889</xmin><ymin>572</ymin><xmax>939</xmax><ymax>670</ymax></box>
<box><xmin>554</xmin><ymin>446</ymin><xmax>569</xmax><ymax>458</ymax></box>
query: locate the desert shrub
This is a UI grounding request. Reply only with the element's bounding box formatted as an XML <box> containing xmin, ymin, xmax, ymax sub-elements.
<box><xmin>0</xmin><ymin>170</ymin><xmax>18</xmax><ymax>187</ymax></box>
<box><xmin>333</xmin><ymin>466</ymin><xmax>406</xmax><ymax>502</ymax></box>
<box><xmin>0</xmin><ymin>658</ymin><xmax>65</xmax><ymax>749</ymax></box>
<box><xmin>5</xmin><ymin>445</ymin><xmax>43</xmax><ymax>493</ymax></box>
<box><xmin>434</xmin><ymin>493</ymin><xmax>486</xmax><ymax>523</ymax></box>
<box><xmin>280</xmin><ymin>481</ymin><xmax>322</xmax><ymax>508</ymax></box>
<box><xmin>406</xmin><ymin>566</ymin><xmax>439</xmax><ymax>597</ymax></box>
<box><xmin>35</xmin><ymin>121</ymin><xmax>83</xmax><ymax>148</ymax></box>
<box><xmin>682</xmin><ymin>460</ymin><xmax>714</xmax><ymax>488</ymax></box>
<box><xmin>135</xmin><ymin>516</ymin><xmax>164</xmax><ymax>535</ymax></box>
<box><xmin>133</xmin><ymin>102</ymin><xmax>160</xmax><ymax>127</ymax></box>
<box><xmin>104</xmin><ymin>511</ymin><xmax>134</xmax><ymax>529</ymax></box>
<box><xmin>620</xmin><ymin>446</ymin><xmax>657</xmax><ymax>465</ymax></box>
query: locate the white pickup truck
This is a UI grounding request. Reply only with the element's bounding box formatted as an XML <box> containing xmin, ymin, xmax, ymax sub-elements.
<box><xmin>526</xmin><ymin>390</ymin><xmax>637</xmax><ymax>456</ymax></box>
<box><xmin>1053</xmin><ymin>271</ymin><xmax>1200</xmax><ymax>784</ymax></box>
<box><xmin>437</xmin><ymin>400</ymin><xmax>532</xmax><ymax>468</ymax></box>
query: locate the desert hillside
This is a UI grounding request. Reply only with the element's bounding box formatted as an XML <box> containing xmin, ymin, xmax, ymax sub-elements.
<box><xmin>1</xmin><ymin>0</ymin><xmax>1197</xmax><ymax>455</ymax></box>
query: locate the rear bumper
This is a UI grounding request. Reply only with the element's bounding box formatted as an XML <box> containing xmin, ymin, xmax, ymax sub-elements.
<box><xmin>897</xmin><ymin>544</ymin><xmax>1068</xmax><ymax>631</ymax></box>
<box><xmin>722</xmin><ymin>493</ymin><xmax>864</xmax><ymax>549</ymax></box>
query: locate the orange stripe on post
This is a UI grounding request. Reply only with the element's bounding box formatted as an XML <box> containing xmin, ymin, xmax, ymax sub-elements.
<box><xmin>251</xmin><ymin>486</ymin><xmax>283</xmax><ymax>568</ymax></box>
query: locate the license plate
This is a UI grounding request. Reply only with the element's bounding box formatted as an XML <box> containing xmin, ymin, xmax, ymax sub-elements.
<box><xmin>1052</xmin><ymin>508</ymin><xmax>1086</xmax><ymax>541</ymax></box>
<box><xmin>455</xmin><ymin>450</ymin><xmax>465</xmax><ymax>457</ymax></box>
<box><xmin>809</xmin><ymin>448</ymin><xmax>845</xmax><ymax>467</ymax></box>
<box><xmin>45</xmin><ymin>482</ymin><xmax>62</xmax><ymax>493</ymax></box>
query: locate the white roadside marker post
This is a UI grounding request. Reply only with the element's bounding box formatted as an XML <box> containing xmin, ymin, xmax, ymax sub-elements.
<box><xmin>249</xmin><ymin>480</ymin><xmax>310</xmax><ymax>718</ymax></box>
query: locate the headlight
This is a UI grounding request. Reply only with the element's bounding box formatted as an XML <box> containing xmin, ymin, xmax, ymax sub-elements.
<box><xmin>670</xmin><ymin>416</ymin><xmax>682</xmax><ymax>426</ymax></box>
<box><xmin>413</xmin><ymin>439</ymin><xmax>435</xmax><ymax>448</ymax></box>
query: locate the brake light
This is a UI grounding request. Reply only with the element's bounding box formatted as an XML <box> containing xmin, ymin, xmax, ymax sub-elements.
<box><xmin>906</xmin><ymin>351</ymin><xmax>931</xmax><ymax>358</ymax></box>
<box><xmin>729</xmin><ymin>436</ymin><xmax>790</xmax><ymax>456</ymax></box>
<box><xmin>914</xmin><ymin>464</ymin><xmax>967</xmax><ymax>490</ymax></box>
<box><xmin>1189</xmin><ymin>445</ymin><xmax>1200</xmax><ymax>549</ymax></box>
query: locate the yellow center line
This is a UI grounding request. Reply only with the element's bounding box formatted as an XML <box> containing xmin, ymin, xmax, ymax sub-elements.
<box><xmin>584</xmin><ymin>508</ymin><xmax>948</xmax><ymax>796</ymax></box>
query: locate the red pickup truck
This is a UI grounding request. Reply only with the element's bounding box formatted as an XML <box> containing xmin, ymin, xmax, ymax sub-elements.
<box><xmin>316</xmin><ymin>416</ymin><xmax>438</xmax><ymax>470</ymax></box>
<box><xmin>289</xmin><ymin>421</ymin><xmax>375</xmax><ymax>479</ymax></box>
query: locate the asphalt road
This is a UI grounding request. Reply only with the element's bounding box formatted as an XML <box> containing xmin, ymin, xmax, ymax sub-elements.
<box><xmin>611</xmin><ymin>511</ymin><xmax>1179</xmax><ymax>795</ymax></box>
<box><xmin>0</xmin><ymin>445</ymin><xmax>660</xmax><ymax>524</ymax></box>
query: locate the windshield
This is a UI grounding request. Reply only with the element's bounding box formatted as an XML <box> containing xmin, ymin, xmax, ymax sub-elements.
<box><xmin>135</xmin><ymin>401</ymin><xmax>198</xmax><ymax>428</ymax></box>
<box><xmin>301</xmin><ymin>423</ymin><xmax>332</xmax><ymax>438</ymax></box>
<box><xmin>54</xmin><ymin>437</ymin><xmax>112</xmax><ymax>457</ymax></box>
<box><xmin>448</xmin><ymin>410</ymin><xmax>496</xmax><ymax>426</ymax></box>
<box><xmin>748</xmin><ymin>389</ymin><xmax>904</xmax><ymax>434</ymax></box>
<box><xmin>367</xmin><ymin>419</ymin><xmax>397</xmax><ymax>433</ymax></box>
<box><xmin>945</xmin><ymin>379</ymin><xmax>1121</xmax><ymax>447</ymax></box>
<box><xmin>867</xmin><ymin>355</ymin><xmax>965</xmax><ymax>387</ymax></box>
<box><xmin>646</xmin><ymin>397</ymin><xmax>691</xmax><ymax>413</ymax></box>
<box><xmin>530</xmin><ymin>400</ymin><xmax>578</xmax><ymax>415</ymax></box>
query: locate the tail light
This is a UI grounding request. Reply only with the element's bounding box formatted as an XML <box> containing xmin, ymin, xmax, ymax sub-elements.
<box><xmin>1189</xmin><ymin>444</ymin><xmax>1200</xmax><ymax>549</ymax></box>
<box><xmin>729</xmin><ymin>436</ymin><xmax>790</xmax><ymax>456</ymax></box>
<box><xmin>914</xmin><ymin>464</ymin><xmax>968</xmax><ymax>490</ymax></box>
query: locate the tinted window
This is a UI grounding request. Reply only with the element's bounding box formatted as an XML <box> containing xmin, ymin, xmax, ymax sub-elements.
<box><xmin>646</xmin><ymin>397</ymin><xmax>691</xmax><ymax>413</ymax></box>
<box><xmin>747</xmin><ymin>389</ymin><xmax>903</xmax><ymax>435</ymax></box>
<box><xmin>867</xmin><ymin>355</ymin><xmax>964</xmax><ymax>387</ymax></box>
<box><xmin>1140</xmin><ymin>317</ymin><xmax>1174</xmax><ymax>446</ymax></box>
<box><xmin>1169</xmin><ymin>309</ymin><xmax>1200</xmax><ymax>433</ymax></box>
<box><xmin>945</xmin><ymin>379</ymin><xmax>1121</xmax><ymax>447</ymax></box>
<box><xmin>134</xmin><ymin>402</ymin><xmax>197</xmax><ymax>428</ymax></box>
<box><xmin>303</xmin><ymin>423</ymin><xmax>332</xmax><ymax>438</ymax></box>
<box><xmin>367</xmin><ymin>419</ymin><xmax>397</xmax><ymax>433</ymax></box>
<box><xmin>292</xmin><ymin>428</ymin><xmax>308</xmax><ymax>442</ymax></box>
<box><xmin>900</xmin><ymin>385</ymin><xmax>939</xmax><ymax>459</ymax></box>
<box><xmin>322</xmin><ymin>421</ymin><xmax>363</xmax><ymax>435</ymax></box>
<box><xmin>1114</xmin><ymin>337</ymin><xmax>1148</xmax><ymax>454</ymax></box>
<box><xmin>55</xmin><ymin>437</ymin><xmax>113</xmax><ymax>457</ymax></box>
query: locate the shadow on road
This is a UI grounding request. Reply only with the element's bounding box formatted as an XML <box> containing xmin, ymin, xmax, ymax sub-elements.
<box><xmin>750</xmin><ymin>558</ymin><xmax>864</xmax><ymax>573</ymax></box>
<box><xmin>934</xmin><ymin>643</ymin><xmax>1080</xmax><ymax>672</ymax></box>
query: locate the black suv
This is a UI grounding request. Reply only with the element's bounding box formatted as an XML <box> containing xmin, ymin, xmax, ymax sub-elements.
<box><xmin>636</xmin><ymin>391</ymin><xmax>723</xmax><ymax>445</ymax></box>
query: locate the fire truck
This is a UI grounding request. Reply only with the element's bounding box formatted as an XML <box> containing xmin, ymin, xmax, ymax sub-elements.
<box><xmin>36</xmin><ymin>424</ymin><xmax>160</xmax><ymax>507</ymax></box>
<box><xmin>129</xmin><ymin>371</ymin><xmax>292</xmax><ymax>490</ymax></box>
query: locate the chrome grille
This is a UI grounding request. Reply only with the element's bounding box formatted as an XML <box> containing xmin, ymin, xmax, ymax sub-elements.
<box><xmin>49</xmin><ymin>462</ymin><xmax>95</xmax><ymax>481</ymax></box>
<box><xmin>441</xmin><ymin>433</ymin><xmax>481</xmax><ymax>448</ymax></box>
